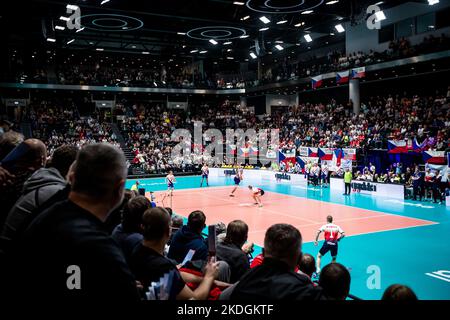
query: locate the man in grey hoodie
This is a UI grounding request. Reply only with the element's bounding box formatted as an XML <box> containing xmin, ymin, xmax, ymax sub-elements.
<box><xmin>1</xmin><ymin>145</ymin><xmax>78</xmax><ymax>248</ymax></box>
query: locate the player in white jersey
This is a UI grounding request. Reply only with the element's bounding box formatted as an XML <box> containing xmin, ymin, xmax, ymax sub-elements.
<box><xmin>248</xmin><ymin>185</ymin><xmax>265</xmax><ymax>207</ymax></box>
<box><xmin>200</xmin><ymin>164</ymin><xmax>209</xmax><ymax>187</ymax></box>
<box><xmin>314</xmin><ymin>215</ymin><xmax>345</xmax><ymax>274</ymax></box>
<box><xmin>161</xmin><ymin>171</ymin><xmax>176</xmax><ymax>204</ymax></box>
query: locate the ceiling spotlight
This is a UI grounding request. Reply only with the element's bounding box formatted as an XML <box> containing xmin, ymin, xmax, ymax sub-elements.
<box><xmin>200</xmin><ymin>50</ymin><xmax>207</xmax><ymax>54</ymax></box>
<box><xmin>277</xmin><ymin>20</ymin><xmax>288</xmax><ymax>24</ymax></box>
<box><xmin>275</xmin><ymin>44</ymin><xmax>284</xmax><ymax>51</ymax></box>
<box><xmin>209</xmin><ymin>39</ymin><xmax>218</xmax><ymax>45</ymax></box>
<box><xmin>326</xmin><ymin>0</ymin><xmax>339</xmax><ymax>4</ymax></box>
<box><xmin>46</xmin><ymin>38</ymin><xmax>56</xmax><ymax>42</ymax></box>
<box><xmin>226</xmin><ymin>57</ymin><xmax>234</xmax><ymax>60</ymax></box>
<box><xmin>304</xmin><ymin>34</ymin><xmax>313</xmax><ymax>42</ymax></box>
<box><xmin>141</xmin><ymin>51</ymin><xmax>150</xmax><ymax>55</ymax></box>
<box><xmin>335</xmin><ymin>24</ymin><xmax>345</xmax><ymax>33</ymax></box>
<box><xmin>259</xmin><ymin>27</ymin><xmax>269</xmax><ymax>31</ymax></box>
<box><xmin>190</xmin><ymin>49</ymin><xmax>198</xmax><ymax>53</ymax></box>
<box><xmin>76</xmin><ymin>27</ymin><xmax>85</xmax><ymax>33</ymax></box>
<box><xmin>301</xmin><ymin>10</ymin><xmax>313</xmax><ymax>14</ymax></box>
<box><xmin>96</xmin><ymin>48</ymin><xmax>104</xmax><ymax>51</ymax></box>
<box><xmin>233</xmin><ymin>1</ymin><xmax>245</xmax><ymax>5</ymax></box>
<box><xmin>241</xmin><ymin>15</ymin><xmax>250</xmax><ymax>21</ymax></box>
<box><xmin>240</xmin><ymin>35</ymin><xmax>250</xmax><ymax>38</ymax></box>
<box><xmin>259</xmin><ymin>16</ymin><xmax>271</xmax><ymax>24</ymax></box>
<box><xmin>59</xmin><ymin>16</ymin><xmax>70</xmax><ymax>22</ymax></box>
<box><xmin>294</xmin><ymin>22</ymin><xmax>302</xmax><ymax>27</ymax></box>
<box><xmin>223</xmin><ymin>41</ymin><xmax>232</xmax><ymax>45</ymax></box>
<box><xmin>67</xmin><ymin>39</ymin><xmax>75</xmax><ymax>44</ymax></box>
<box><xmin>250</xmin><ymin>52</ymin><xmax>257</xmax><ymax>59</ymax></box>
<box><xmin>375</xmin><ymin>10</ymin><xmax>386</xmax><ymax>22</ymax></box>
<box><xmin>177</xmin><ymin>32</ymin><xmax>186</xmax><ymax>35</ymax></box>
<box><xmin>428</xmin><ymin>0</ymin><xmax>439</xmax><ymax>5</ymax></box>
<box><xmin>55</xmin><ymin>25</ymin><xmax>65</xmax><ymax>31</ymax></box>
<box><xmin>100</xmin><ymin>0</ymin><xmax>110</xmax><ymax>4</ymax></box>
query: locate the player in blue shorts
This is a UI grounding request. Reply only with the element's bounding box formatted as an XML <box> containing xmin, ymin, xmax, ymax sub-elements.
<box><xmin>229</xmin><ymin>169</ymin><xmax>243</xmax><ymax>197</ymax></box>
<box><xmin>162</xmin><ymin>171</ymin><xmax>176</xmax><ymax>203</ymax></box>
<box><xmin>200</xmin><ymin>164</ymin><xmax>209</xmax><ymax>187</ymax></box>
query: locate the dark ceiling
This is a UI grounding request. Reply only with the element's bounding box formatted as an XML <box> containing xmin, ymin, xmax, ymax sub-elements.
<box><xmin>1</xmin><ymin>0</ymin><xmax>423</xmax><ymax>62</ymax></box>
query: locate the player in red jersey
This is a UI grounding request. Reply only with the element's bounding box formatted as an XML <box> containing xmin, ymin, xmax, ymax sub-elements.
<box><xmin>248</xmin><ymin>185</ymin><xmax>265</xmax><ymax>207</ymax></box>
<box><xmin>314</xmin><ymin>215</ymin><xmax>345</xmax><ymax>274</ymax></box>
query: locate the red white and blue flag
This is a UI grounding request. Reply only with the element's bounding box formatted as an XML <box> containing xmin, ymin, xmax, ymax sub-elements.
<box><xmin>249</xmin><ymin>146</ymin><xmax>259</xmax><ymax>156</ymax></box>
<box><xmin>388</xmin><ymin>140</ymin><xmax>409</xmax><ymax>154</ymax></box>
<box><xmin>308</xmin><ymin>147</ymin><xmax>319</xmax><ymax>158</ymax></box>
<box><xmin>318</xmin><ymin>147</ymin><xmax>333</xmax><ymax>161</ymax></box>
<box><xmin>423</xmin><ymin>150</ymin><xmax>446</xmax><ymax>164</ymax></box>
<box><xmin>238</xmin><ymin>147</ymin><xmax>250</xmax><ymax>157</ymax></box>
<box><xmin>336</xmin><ymin>70</ymin><xmax>349</xmax><ymax>84</ymax></box>
<box><xmin>342</xmin><ymin>148</ymin><xmax>356</xmax><ymax>161</ymax></box>
<box><xmin>279</xmin><ymin>151</ymin><xmax>296</xmax><ymax>166</ymax></box>
<box><xmin>311</xmin><ymin>75</ymin><xmax>323</xmax><ymax>89</ymax></box>
<box><xmin>351</xmin><ymin>67</ymin><xmax>365</xmax><ymax>79</ymax></box>
<box><xmin>332</xmin><ymin>149</ymin><xmax>345</xmax><ymax>167</ymax></box>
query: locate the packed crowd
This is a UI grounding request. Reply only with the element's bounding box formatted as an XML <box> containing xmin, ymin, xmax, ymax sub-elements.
<box><xmin>0</xmin><ymin>140</ymin><xmax>419</xmax><ymax>301</ymax></box>
<box><xmin>24</xmin><ymin>101</ymin><xmax>120</xmax><ymax>156</ymax></box>
<box><xmin>259</xmin><ymin>33</ymin><xmax>450</xmax><ymax>85</ymax></box>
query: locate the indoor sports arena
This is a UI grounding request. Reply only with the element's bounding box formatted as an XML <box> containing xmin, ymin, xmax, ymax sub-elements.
<box><xmin>0</xmin><ymin>0</ymin><xmax>449</xmax><ymax>308</ymax></box>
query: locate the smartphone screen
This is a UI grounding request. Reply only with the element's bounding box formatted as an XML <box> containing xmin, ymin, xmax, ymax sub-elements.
<box><xmin>208</xmin><ymin>225</ymin><xmax>216</xmax><ymax>257</ymax></box>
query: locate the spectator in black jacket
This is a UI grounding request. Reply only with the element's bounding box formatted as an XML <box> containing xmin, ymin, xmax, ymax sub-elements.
<box><xmin>168</xmin><ymin>210</ymin><xmax>207</xmax><ymax>263</ymax></box>
<box><xmin>223</xmin><ymin>223</ymin><xmax>323</xmax><ymax>300</ymax></box>
<box><xmin>216</xmin><ymin>220</ymin><xmax>251</xmax><ymax>283</ymax></box>
<box><xmin>111</xmin><ymin>195</ymin><xmax>151</xmax><ymax>262</ymax></box>
<box><xmin>5</xmin><ymin>143</ymin><xmax>140</xmax><ymax>302</ymax></box>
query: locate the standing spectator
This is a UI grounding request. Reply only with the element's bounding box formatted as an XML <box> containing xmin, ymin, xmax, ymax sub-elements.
<box><xmin>6</xmin><ymin>143</ymin><xmax>140</xmax><ymax>302</ymax></box>
<box><xmin>411</xmin><ymin>167</ymin><xmax>423</xmax><ymax>201</ymax></box>
<box><xmin>216</xmin><ymin>220</ymin><xmax>252</xmax><ymax>283</ymax></box>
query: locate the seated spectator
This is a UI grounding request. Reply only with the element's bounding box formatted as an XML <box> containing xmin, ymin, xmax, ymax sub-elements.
<box><xmin>168</xmin><ymin>210</ymin><xmax>208</xmax><ymax>263</ymax></box>
<box><xmin>5</xmin><ymin>143</ymin><xmax>140</xmax><ymax>302</ymax></box>
<box><xmin>129</xmin><ymin>207</ymin><xmax>219</xmax><ymax>300</ymax></box>
<box><xmin>216</xmin><ymin>220</ymin><xmax>252</xmax><ymax>283</ymax></box>
<box><xmin>223</xmin><ymin>224</ymin><xmax>323</xmax><ymax>300</ymax></box>
<box><xmin>1</xmin><ymin>145</ymin><xmax>78</xmax><ymax>250</ymax></box>
<box><xmin>111</xmin><ymin>195</ymin><xmax>151</xmax><ymax>262</ymax></box>
<box><xmin>0</xmin><ymin>130</ymin><xmax>24</xmax><ymax>160</ymax></box>
<box><xmin>382</xmin><ymin>284</ymin><xmax>418</xmax><ymax>301</ymax></box>
<box><xmin>318</xmin><ymin>263</ymin><xmax>351</xmax><ymax>300</ymax></box>
<box><xmin>0</xmin><ymin>139</ymin><xmax>47</xmax><ymax>228</ymax></box>
<box><xmin>298</xmin><ymin>253</ymin><xmax>316</xmax><ymax>284</ymax></box>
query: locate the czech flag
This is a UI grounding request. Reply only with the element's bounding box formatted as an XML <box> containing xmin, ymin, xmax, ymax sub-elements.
<box><xmin>423</xmin><ymin>150</ymin><xmax>446</xmax><ymax>164</ymax></box>
<box><xmin>342</xmin><ymin>148</ymin><xmax>357</xmax><ymax>160</ymax></box>
<box><xmin>250</xmin><ymin>146</ymin><xmax>259</xmax><ymax>156</ymax></box>
<box><xmin>239</xmin><ymin>147</ymin><xmax>249</xmax><ymax>157</ymax></box>
<box><xmin>308</xmin><ymin>147</ymin><xmax>319</xmax><ymax>158</ymax></box>
<box><xmin>388</xmin><ymin>140</ymin><xmax>409</xmax><ymax>154</ymax></box>
<box><xmin>311</xmin><ymin>75</ymin><xmax>323</xmax><ymax>89</ymax></box>
<box><xmin>227</xmin><ymin>144</ymin><xmax>237</xmax><ymax>155</ymax></box>
<box><xmin>336</xmin><ymin>70</ymin><xmax>349</xmax><ymax>84</ymax></box>
<box><xmin>296</xmin><ymin>156</ymin><xmax>307</xmax><ymax>169</ymax></box>
<box><xmin>318</xmin><ymin>147</ymin><xmax>334</xmax><ymax>161</ymax></box>
<box><xmin>332</xmin><ymin>149</ymin><xmax>345</xmax><ymax>167</ymax></box>
<box><xmin>279</xmin><ymin>151</ymin><xmax>296</xmax><ymax>165</ymax></box>
<box><xmin>351</xmin><ymin>67</ymin><xmax>365</xmax><ymax>79</ymax></box>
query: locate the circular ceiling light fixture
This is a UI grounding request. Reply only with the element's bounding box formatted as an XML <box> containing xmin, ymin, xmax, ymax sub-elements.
<box><xmin>246</xmin><ymin>0</ymin><xmax>324</xmax><ymax>14</ymax></box>
<box><xmin>186</xmin><ymin>26</ymin><xmax>247</xmax><ymax>41</ymax></box>
<box><xmin>75</xmin><ymin>14</ymin><xmax>144</xmax><ymax>32</ymax></box>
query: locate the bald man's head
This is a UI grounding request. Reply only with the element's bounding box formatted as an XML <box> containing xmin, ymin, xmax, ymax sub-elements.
<box><xmin>7</xmin><ymin>139</ymin><xmax>47</xmax><ymax>171</ymax></box>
